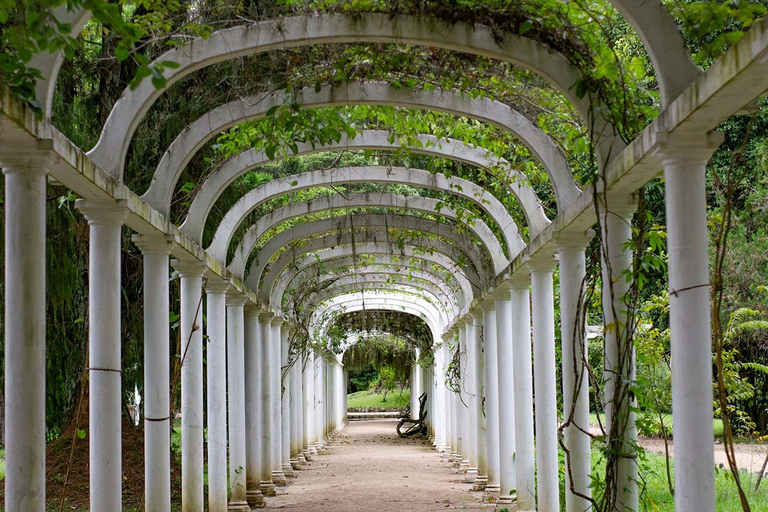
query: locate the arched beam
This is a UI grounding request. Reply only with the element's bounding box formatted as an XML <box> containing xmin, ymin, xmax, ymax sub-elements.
<box><xmin>145</xmin><ymin>84</ymin><xmax>576</xmax><ymax>215</ymax></box>
<box><xmin>87</xmin><ymin>13</ymin><xmax>624</xmax><ymax>180</ymax></box>
<box><xmin>207</xmin><ymin>165</ymin><xmax>524</xmax><ymax>261</ymax></box>
<box><xmin>257</xmin><ymin>240</ymin><xmax>479</xmax><ymax>306</ymax></box>
<box><xmin>182</xmin><ymin>130</ymin><xmax>551</xmax><ymax>240</ymax></box>
<box><xmin>249</xmin><ymin>215</ymin><xmax>488</xmax><ymax>297</ymax></box>
<box><xmin>272</xmin><ymin>253</ymin><xmax>469</xmax><ymax>309</ymax></box>
<box><xmin>228</xmin><ymin>192</ymin><xmax>507</xmax><ymax>279</ymax></box>
<box><xmin>312</xmin><ymin>293</ymin><xmax>445</xmax><ymax>337</ymax></box>
<box><xmin>610</xmin><ymin>0</ymin><xmax>701</xmax><ymax>105</ymax></box>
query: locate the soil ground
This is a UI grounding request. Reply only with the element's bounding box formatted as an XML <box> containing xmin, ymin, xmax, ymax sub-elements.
<box><xmin>267</xmin><ymin>419</ymin><xmax>490</xmax><ymax>511</ymax></box>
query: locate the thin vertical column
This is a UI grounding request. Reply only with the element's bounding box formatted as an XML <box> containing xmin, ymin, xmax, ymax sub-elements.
<box><xmin>294</xmin><ymin>358</ymin><xmax>308</xmax><ymax>466</ymax></box>
<box><xmin>172</xmin><ymin>259</ymin><xmax>208</xmax><ymax>512</ymax></box>
<box><xmin>305</xmin><ymin>351</ymin><xmax>317</xmax><ymax>457</ymax></box>
<box><xmin>557</xmin><ymin>234</ymin><xmax>593</xmax><ymax>512</ymax></box>
<box><xmin>335</xmin><ymin>362</ymin><xmax>345</xmax><ymax>429</ymax></box>
<box><xmin>77</xmin><ymin>200</ymin><xmax>128</xmax><ymax>512</ymax></box>
<box><xmin>495</xmin><ymin>288</ymin><xmax>517</xmax><ymax>506</ymax></box>
<box><xmin>657</xmin><ymin>137</ymin><xmax>721</xmax><ymax>512</ymax></box>
<box><xmin>3</xmin><ymin>163</ymin><xmax>47</xmax><ymax>511</ymax></box>
<box><xmin>244</xmin><ymin>307</ymin><xmax>266</xmax><ymax>508</ymax></box>
<box><xmin>481</xmin><ymin>298</ymin><xmax>500</xmax><ymax>499</ymax></box>
<box><xmin>226</xmin><ymin>293</ymin><xmax>250</xmax><ymax>511</ymax></box>
<box><xmin>270</xmin><ymin>317</ymin><xmax>287</xmax><ymax>486</ymax></box>
<box><xmin>511</xmin><ymin>278</ymin><xmax>535</xmax><ymax>511</ymax></box>
<box><xmin>411</xmin><ymin>349</ymin><xmax>421</xmax><ymax>420</ymax></box>
<box><xmin>434</xmin><ymin>339</ymin><xmax>447</xmax><ymax>453</ymax></box>
<box><xmin>463</xmin><ymin>318</ymin><xmax>478</xmax><ymax>482</ymax></box>
<box><xmin>600</xmin><ymin>198</ymin><xmax>638</xmax><ymax>512</ymax></box>
<box><xmin>203</xmin><ymin>279</ymin><xmax>229</xmax><ymax>512</ymax></box>
<box><xmin>280</xmin><ymin>325</ymin><xmax>295</xmax><ymax>478</ymax></box>
<box><xmin>258</xmin><ymin>313</ymin><xmax>276</xmax><ymax>496</ymax></box>
<box><xmin>314</xmin><ymin>353</ymin><xmax>326</xmax><ymax>450</ymax></box>
<box><xmin>133</xmin><ymin>235</ymin><xmax>173</xmax><ymax>512</ymax></box>
<box><xmin>528</xmin><ymin>259</ymin><xmax>559</xmax><ymax>512</ymax></box>
<box><xmin>457</xmin><ymin>320</ymin><xmax>470</xmax><ymax>475</ymax></box>
<box><xmin>470</xmin><ymin>309</ymin><xmax>487</xmax><ymax>491</ymax></box>
<box><xmin>290</xmin><ymin>353</ymin><xmax>303</xmax><ymax>470</ymax></box>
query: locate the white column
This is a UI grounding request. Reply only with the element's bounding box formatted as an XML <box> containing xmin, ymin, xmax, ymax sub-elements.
<box><xmin>3</xmin><ymin>163</ymin><xmax>47</xmax><ymax>511</ymax></box>
<box><xmin>170</xmin><ymin>259</ymin><xmax>208</xmax><ymax>512</ymax></box>
<box><xmin>495</xmin><ymin>289</ymin><xmax>517</xmax><ymax>506</ymax></box>
<box><xmin>290</xmin><ymin>355</ymin><xmax>303</xmax><ymax>469</ymax></box>
<box><xmin>511</xmin><ymin>277</ymin><xmax>535</xmax><ymax>511</ymax></box>
<box><xmin>244</xmin><ymin>307</ymin><xmax>266</xmax><ymax>508</ymax></box>
<box><xmin>411</xmin><ymin>349</ymin><xmax>421</xmax><ymax>420</ymax></box>
<box><xmin>314</xmin><ymin>353</ymin><xmax>326</xmax><ymax>449</ymax></box>
<box><xmin>599</xmin><ymin>198</ymin><xmax>639</xmax><ymax>512</ymax></box>
<box><xmin>481</xmin><ymin>299</ymin><xmax>500</xmax><ymax>498</ymax></box>
<box><xmin>280</xmin><ymin>325</ymin><xmax>295</xmax><ymax>478</ymax></box>
<box><xmin>294</xmin><ymin>358</ymin><xmax>307</xmax><ymax>465</ymax></box>
<box><xmin>440</xmin><ymin>337</ymin><xmax>452</xmax><ymax>459</ymax></box>
<box><xmin>528</xmin><ymin>259</ymin><xmax>559</xmax><ymax>512</ymax></box>
<box><xmin>557</xmin><ymin>234</ymin><xmax>592</xmax><ymax>512</ymax></box>
<box><xmin>458</xmin><ymin>320</ymin><xmax>471</xmax><ymax>475</ymax></box>
<box><xmin>204</xmin><ymin>280</ymin><xmax>229</xmax><ymax>512</ymax></box>
<box><xmin>470</xmin><ymin>309</ymin><xmax>487</xmax><ymax>491</ymax></box>
<box><xmin>305</xmin><ymin>352</ymin><xmax>317</xmax><ymax>457</ymax></box>
<box><xmin>335</xmin><ymin>362</ymin><xmax>345</xmax><ymax>429</ymax></box>
<box><xmin>133</xmin><ymin>235</ymin><xmax>173</xmax><ymax>512</ymax></box>
<box><xmin>257</xmin><ymin>313</ymin><xmax>276</xmax><ymax>496</ymax></box>
<box><xmin>434</xmin><ymin>339</ymin><xmax>447</xmax><ymax>453</ymax></box>
<box><xmin>77</xmin><ymin>199</ymin><xmax>128</xmax><ymax>512</ymax></box>
<box><xmin>657</xmin><ymin>137</ymin><xmax>721</xmax><ymax>512</ymax></box>
<box><xmin>226</xmin><ymin>293</ymin><xmax>250</xmax><ymax>511</ymax></box>
<box><xmin>270</xmin><ymin>317</ymin><xmax>287</xmax><ymax>486</ymax></box>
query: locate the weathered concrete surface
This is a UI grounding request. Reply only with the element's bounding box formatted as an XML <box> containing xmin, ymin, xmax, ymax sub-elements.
<box><xmin>267</xmin><ymin>420</ymin><xmax>489</xmax><ymax>511</ymax></box>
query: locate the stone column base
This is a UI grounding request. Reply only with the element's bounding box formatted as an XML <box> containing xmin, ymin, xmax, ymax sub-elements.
<box><xmin>472</xmin><ymin>474</ymin><xmax>488</xmax><ymax>491</ymax></box>
<box><xmin>260</xmin><ymin>480</ymin><xmax>276</xmax><ymax>497</ymax></box>
<box><xmin>283</xmin><ymin>463</ymin><xmax>296</xmax><ymax>478</ymax></box>
<box><xmin>465</xmin><ymin>467</ymin><xmax>478</xmax><ymax>483</ymax></box>
<box><xmin>247</xmin><ymin>489</ymin><xmax>266</xmax><ymax>508</ymax></box>
<box><xmin>272</xmin><ymin>470</ymin><xmax>287</xmax><ymax>486</ymax></box>
<box><xmin>227</xmin><ymin>500</ymin><xmax>251</xmax><ymax>512</ymax></box>
<box><xmin>298</xmin><ymin>452</ymin><xmax>309</xmax><ymax>465</ymax></box>
<box><xmin>459</xmin><ymin>460</ymin><xmax>470</xmax><ymax>475</ymax></box>
<box><xmin>290</xmin><ymin>457</ymin><xmax>302</xmax><ymax>470</ymax></box>
<box><xmin>483</xmin><ymin>484</ymin><xmax>500</xmax><ymax>502</ymax></box>
<box><xmin>496</xmin><ymin>493</ymin><xmax>516</xmax><ymax>507</ymax></box>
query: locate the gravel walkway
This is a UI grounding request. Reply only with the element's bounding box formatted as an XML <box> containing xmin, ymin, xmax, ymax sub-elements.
<box><xmin>265</xmin><ymin>419</ymin><xmax>489</xmax><ymax>511</ymax></box>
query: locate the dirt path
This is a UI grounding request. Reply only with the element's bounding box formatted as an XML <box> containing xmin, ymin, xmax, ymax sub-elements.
<box><xmin>266</xmin><ymin>420</ymin><xmax>489</xmax><ymax>511</ymax></box>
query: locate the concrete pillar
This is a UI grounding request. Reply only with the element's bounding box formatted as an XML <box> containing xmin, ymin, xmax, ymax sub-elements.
<box><xmin>511</xmin><ymin>276</ymin><xmax>535</xmax><ymax>511</ymax></box>
<box><xmin>470</xmin><ymin>309</ymin><xmax>487</xmax><ymax>491</ymax></box>
<box><xmin>203</xmin><ymin>279</ymin><xmax>229</xmax><ymax>512</ymax></box>
<box><xmin>169</xmin><ymin>259</ymin><xmax>208</xmax><ymax>512</ymax></box>
<box><xmin>335</xmin><ymin>362</ymin><xmax>345</xmax><ymax>429</ymax></box>
<box><xmin>257</xmin><ymin>313</ymin><xmax>276</xmax><ymax>496</ymax></box>
<box><xmin>270</xmin><ymin>317</ymin><xmax>287</xmax><ymax>486</ymax></box>
<box><xmin>133</xmin><ymin>235</ymin><xmax>173</xmax><ymax>512</ymax></box>
<box><xmin>305</xmin><ymin>352</ymin><xmax>317</xmax><ymax>457</ymax></box>
<box><xmin>3</xmin><ymin>163</ymin><xmax>47</xmax><ymax>512</ymax></box>
<box><xmin>314</xmin><ymin>353</ymin><xmax>325</xmax><ymax>450</ymax></box>
<box><xmin>226</xmin><ymin>294</ymin><xmax>250</xmax><ymax>511</ymax></box>
<box><xmin>480</xmin><ymin>299</ymin><xmax>500</xmax><ymax>499</ymax></box>
<box><xmin>411</xmin><ymin>349</ymin><xmax>421</xmax><ymax>420</ymax></box>
<box><xmin>77</xmin><ymin>199</ymin><xmax>128</xmax><ymax>512</ymax></box>
<box><xmin>527</xmin><ymin>259</ymin><xmax>559</xmax><ymax>512</ymax></box>
<box><xmin>599</xmin><ymin>197</ymin><xmax>639</xmax><ymax>512</ymax></box>
<box><xmin>290</xmin><ymin>355</ymin><xmax>303</xmax><ymax>469</ymax></box>
<box><xmin>557</xmin><ymin>234</ymin><xmax>593</xmax><ymax>512</ymax></box>
<box><xmin>459</xmin><ymin>320</ymin><xmax>472</xmax><ymax>476</ymax></box>
<box><xmin>433</xmin><ymin>340</ymin><xmax>447</xmax><ymax>453</ymax></box>
<box><xmin>656</xmin><ymin>136</ymin><xmax>722</xmax><ymax>512</ymax></box>
<box><xmin>294</xmin><ymin>357</ymin><xmax>307</xmax><ymax>466</ymax></box>
<box><xmin>244</xmin><ymin>307</ymin><xmax>266</xmax><ymax>507</ymax></box>
<box><xmin>280</xmin><ymin>325</ymin><xmax>295</xmax><ymax>478</ymax></box>
<box><xmin>495</xmin><ymin>289</ymin><xmax>517</xmax><ymax>506</ymax></box>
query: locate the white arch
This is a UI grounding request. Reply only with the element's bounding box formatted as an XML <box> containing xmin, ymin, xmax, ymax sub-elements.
<box><xmin>257</xmin><ymin>240</ymin><xmax>478</xmax><ymax>306</ymax></box>
<box><xmin>271</xmin><ymin>253</ymin><xmax>470</xmax><ymax>309</ymax></box>
<box><xmin>143</xmin><ymin>84</ymin><xmax>576</xmax><ymax>215</ymax></box>
<box><xmin>87</xmin><ymin>13</ymin><xmax>625</xmax><ymax>180</ymax></box>
<box><xmin>181</xmin><ymin>130</ymin><xmax>551</xmax><ymax>239</ymax></box>
<box><xmin>228</xmin><ymin>192</ymin><xmax>506</xmax><ymax>279</ymax></box>
<box><xmin>207</xmin><ymin>165</ymin><xmax>524</xmax><ymax>261</ymax></box>
<box><xmin>250</xmin><ymin>215</ymin><xmax>488</xmax><ymax>296</ymax></box>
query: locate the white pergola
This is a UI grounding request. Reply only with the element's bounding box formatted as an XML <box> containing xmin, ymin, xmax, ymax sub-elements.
<box><xmin>3</xmin><ymin>4</ymin><xmax>767</xmax><ymax>512</ymax></box>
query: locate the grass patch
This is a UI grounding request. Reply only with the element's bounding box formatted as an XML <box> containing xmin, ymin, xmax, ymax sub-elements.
<box><xmin>0</xmin><ymin>448</ymin><xmax>5</xmax><ymax>480</ymax></box>
<box><xmin>347</xmin><ymin>388</ymin><xmax>410</xmax><ymax>409</ymax></box>
<box><xmin>587</xmin><ymin>447</ymin><xmax>768</xmax><ymax>511</ymax></box>
<box><xmin>588</xmin><ymin>413</ymin><xmax>725</xmax><ymax>438</ymax></box>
